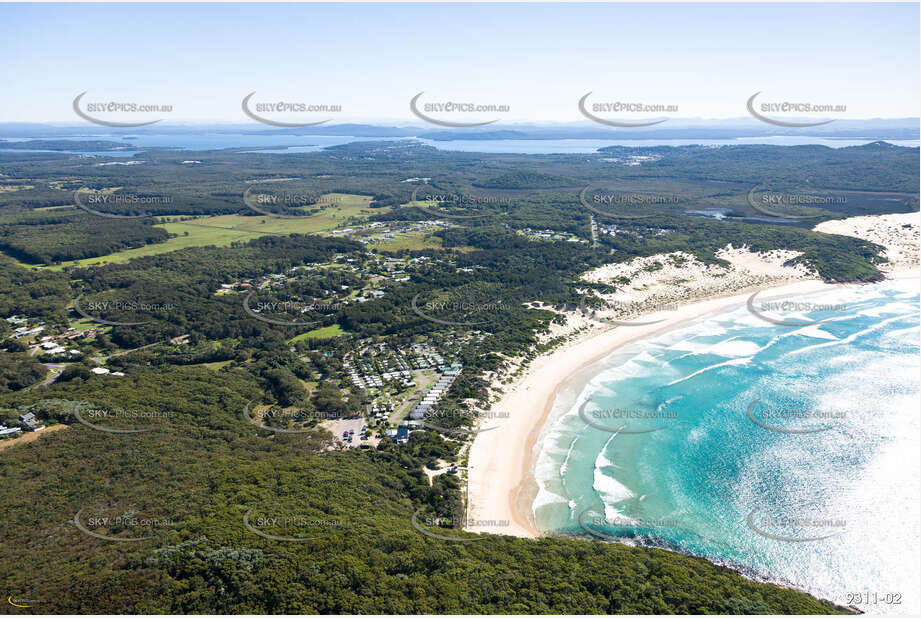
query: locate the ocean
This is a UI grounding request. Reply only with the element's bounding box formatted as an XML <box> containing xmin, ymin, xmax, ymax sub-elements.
<box><xmin>533</xmin><ymin>278</ymin><xmax>920</xmax><ymax>613</ymax></box>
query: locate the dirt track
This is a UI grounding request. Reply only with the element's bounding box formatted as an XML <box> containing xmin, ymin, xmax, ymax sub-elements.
<box><xmin>0</xmin><ymin>424</ymin><xmax>68</xmax><ymax>452</ymax></box>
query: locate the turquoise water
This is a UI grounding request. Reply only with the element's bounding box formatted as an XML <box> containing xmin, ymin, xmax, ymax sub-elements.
<box><xmin>535</xmin><ymin>278</ymin><xmax>920</xmax><ymax>613</ymax></box>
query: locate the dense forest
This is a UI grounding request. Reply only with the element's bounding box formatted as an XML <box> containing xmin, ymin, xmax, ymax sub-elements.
<box><xmin>0</xmin><ymin>350</ymin><xmax>46</xmax><ymax>392</ymax></box>
<box><xmin>0</xmin><ymin>211</ymin><xmax>170</xmax><ymax>263</ymax></box>
<box><xmin>0</xmin><ymin>366</ymin><xmax>848</xmax><ymax>614</ymax></box>
<box><xmin>0</xmin><ymin>254</ymin><xmax>72</xmax><ymax>321</ymax></box>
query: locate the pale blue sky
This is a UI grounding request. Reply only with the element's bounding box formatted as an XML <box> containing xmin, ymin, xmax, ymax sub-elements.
<box><xmin>2</xmin><ymin>2</ymin><xmax>918</xmax><ymax>123</ymax></box>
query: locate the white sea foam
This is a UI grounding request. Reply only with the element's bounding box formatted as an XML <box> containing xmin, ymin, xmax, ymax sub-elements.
<box><xmin>560</xmin><ymin>434</ymin><xmax>581</xmax><ymax>476</ymax></box>
<box><xmin>791</xmin><ymin>324</ymin><xmax>840</xmax><ymax>340</ymax></box>
<box><xmin>537</xmin><ymin>279</ymin><xmax>919</xmax><ymax>611</ymax></box>
<box><xmin>657</xmin><ymin>395</ymin><xmax>684</xmax><ymax>411</ymax></box>
<box><xmin>668</xmin><ymin>339</ymin><xmax>713</xmax><ymax>355</ymax></box>
<box><xmin>858</xmin><ymin>301</ymin><xmax>917</xmax><ymax>317</ymax></box>
<box><xmin>594</xmin><ymin>471</ymin><xmax>635</xmax><ymax>522</ymax></box>
<box><xmin>686</xmin><ymin>426</ymin><xmax>707</xmax><ymax>444</ymax></box>
<box><xmin>631</xmin><ymin>350</ymin><xmax>660</xmax><ymax>365</ymax></box>
<box><xmin>532</xmin><ymin>486</ymin><xmax>570</xmax><ymax>511</ymax></box>
<box><xmin>883</xmin><ymin>324</ymin><xmax>921</xmax><ymax>340</ymax></box>
<box><xmin>666</xmin><ymin>356</ymin><xmax>752</xmax><ymax>386</ymax></box>
<box><xmin>727</xmin><ymin>310</ymin><xmax>774</xmax><ymax>328</ymax></box>
<box><xmin>707</xmin><ymin>338</ymin><xmax>763</xmax><ymax>357</ymax></box>
<box><xmin>591</xmin><ymin>434</ymin><xmax>636</xmax><ymax>523</ymax></box>
<box><xmin>729</xmin><ymin>321</ymin><xmax>921</xmax><ymax>614</ymax></box>
<box><xmin>670</xmin><ymin>335</ymin><xmax>764</xmax><ymax>359</ymax></box>
<box><xmin>785</xmin><ymin>312</ymin><xmax>911</xmax><ymax>357</ymax></box>
<box><xmin>595</xmin><ymin>434</ymin><xmax>618</xmax><ymax>470</ymax></box>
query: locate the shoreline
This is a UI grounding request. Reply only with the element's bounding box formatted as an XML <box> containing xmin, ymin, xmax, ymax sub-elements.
<box><xmin>464</xmin><ymin>270</ymin><xmax>919</xmax><ymax>538</ymax></box>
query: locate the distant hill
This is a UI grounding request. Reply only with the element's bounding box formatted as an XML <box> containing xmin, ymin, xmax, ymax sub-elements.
<box><xmin>1</xmin><ymin>119</ymin><xmax>918</xmax><ymax>141</ymax></box>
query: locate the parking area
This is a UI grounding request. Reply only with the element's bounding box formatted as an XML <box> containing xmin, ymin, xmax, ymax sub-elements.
<box><xmin>321</xmin><ymin>417</ymin><xmax>377</xmax><ymax>449</ymax></box>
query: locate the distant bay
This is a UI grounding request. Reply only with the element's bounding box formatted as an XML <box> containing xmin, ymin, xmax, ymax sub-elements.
<box><xmin>1</xmin><ymin>132</ymin><xmax>918</xmax><ymax>155</ymax></box>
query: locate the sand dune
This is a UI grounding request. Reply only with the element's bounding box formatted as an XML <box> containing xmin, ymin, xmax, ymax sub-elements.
<box><xmin>815</xmin><ymin>211</ymin><xmax>919</xmax><ymax>272</ymax></box>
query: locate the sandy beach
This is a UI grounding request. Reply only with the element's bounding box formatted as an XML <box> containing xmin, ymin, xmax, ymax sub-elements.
<box><xmin>465</xmin><ymin>212</ymin><xmax>920</xmax><ymax>538</ymax></box>
<box><xmin>465</xmin><ymin>278</ymin><xmax>839</xmax><ymax>537</ymax></box>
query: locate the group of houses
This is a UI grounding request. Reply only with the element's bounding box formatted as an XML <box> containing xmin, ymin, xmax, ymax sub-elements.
<box><xmin>0</xmin><ymin>412</ymin><xmax>45</xmax><ymax>438</ymax></box>
<box><xmin>346</xmin><ymin>344</ymin><xmax>446</xmax><ymax>393</ymax></box>
<box><xmin>385</xmin><ymin>420</ymin><xmax>423</xmax><ymax>444</ymax></box>
<box><xmin>91</xmin><ymin>367</ymin><xmax>126</xmax><ymax>377</ymax></box>
<box><xmin>5</xmin><ymin>317</ymin><xmax>97</xmax><ymax>353</ymax></box>
<box><xmin>410</xmin><ymin>362</ymin><xmax>463</xmax><ymax>421</ymax></box>
<box><xmin>369</xmin><ymin>400</ymin><xmax>394</xmax><ymax>423</ymax></box>
<box><xmin>347</xmin><ymin>220</ymin><xmax>440</xmax><ymax>246</ymax></box>
<box><xmin>520</xmin><ymin>227</ymin><xmax>588</xmax><ymax>244</ymax></box>
<box><xmin>38</xmin><ymin>338</ymin><xmax>82</xmax><ymax>358</ymax></box>
<box><xmin>0</xmin><ymin>424</ymin><xmax>21</xmax><ymax>437</ymax></box>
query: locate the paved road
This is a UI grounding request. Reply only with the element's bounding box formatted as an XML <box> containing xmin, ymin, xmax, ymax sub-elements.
<box><xmin>38</xmin><ymin>363</ymin><xmax>67</xmax><ymax>387</ymax></box>
<box><xmin>389</xmin><ymin>369</ymin><xmax>436</xmax><ymax>424</ymax></box>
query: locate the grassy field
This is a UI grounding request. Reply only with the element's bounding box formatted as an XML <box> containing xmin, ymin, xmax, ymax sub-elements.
<box><xmin>188</xmin><ymin>193</ymin><xmax>379</xmax><ymax>234</ymax></box>
<box><xmin>200</xmin><ymin>360</ymin><xmax>233</xmax><ymax>371</ymax></box>
<box><xmin>288</xmin><ymin>324</ymin><xmax>346</xmax><ymax>342</ymax></box>
<box><xmin>43</xmin><ymin>194</ymin><xmax>380</xmax><ymax>270</ymax></box>
<box><xmin>47</xmin><ymin>223</ymin><xmax>264</xmax><ymax>269</ymax></box>
<box><xmin>0</xmin><ymin>184</ymin><xmax>35</xmax><ymax>193</ymax></box>
<box><xmin>298</xmin><ymin>379</ymin><xmax>318</xmax><ymax>397</ymax></box>
<box><xmin>371</xmin><ymin>231</ymin><xmax>442</xmax><ymax>252</ymax></box>
<box><xmin>69</xmin><ymin>317</ymin><xmax>101</xmax><ymax>332</ymax></box>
